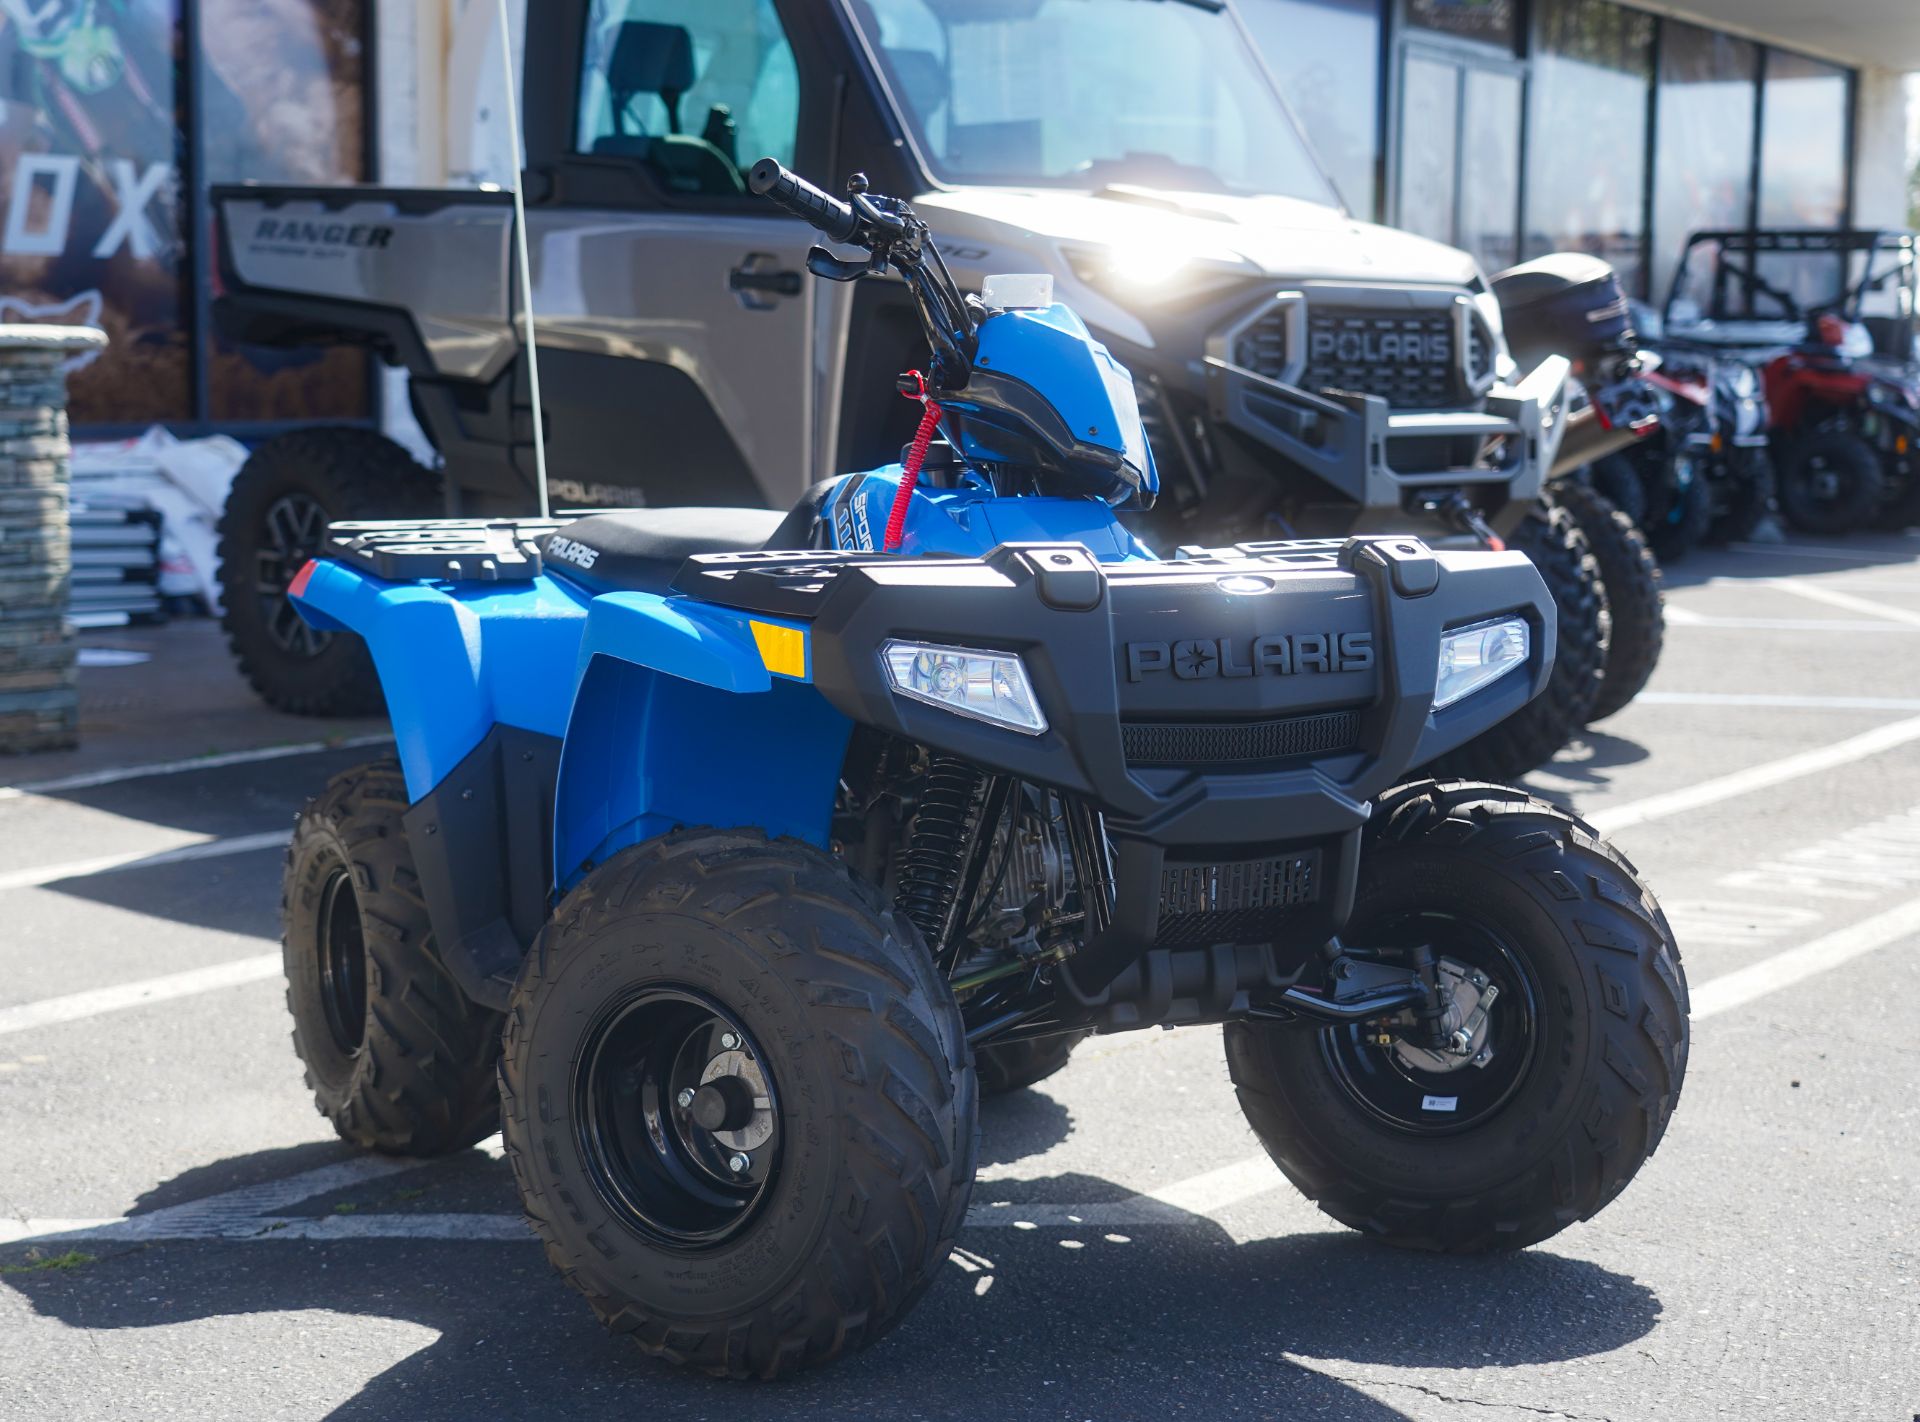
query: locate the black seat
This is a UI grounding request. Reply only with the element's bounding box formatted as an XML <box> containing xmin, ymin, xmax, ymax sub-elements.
<box><xmin>542</xmin><ymin>507</ymin><xmax>786</xmax><ymax>595</ymax></box>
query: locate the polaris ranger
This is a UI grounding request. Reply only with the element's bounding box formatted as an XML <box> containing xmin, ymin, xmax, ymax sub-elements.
<box><xmin>212</xmin><ymin>0</ymin><xmax>1657</xmax><ymax>772</ymax></box>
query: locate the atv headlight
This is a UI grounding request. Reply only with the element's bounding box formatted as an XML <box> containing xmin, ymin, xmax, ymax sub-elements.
<box><xmin>882</xmin><ymin>641</ymin><xmax>1048</xmax><ymax>735</ymax></box>
<box><xmin>1434</xmin><ymin>617</ymin><xmax>1530</xmax><ymax>710</ymax></box>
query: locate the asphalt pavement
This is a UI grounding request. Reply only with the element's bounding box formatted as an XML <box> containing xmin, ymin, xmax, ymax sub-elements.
<box><xmin>2</xmin><ymin>532</ymin><xmax>1918</xmax><ymax>1421</ymax></box>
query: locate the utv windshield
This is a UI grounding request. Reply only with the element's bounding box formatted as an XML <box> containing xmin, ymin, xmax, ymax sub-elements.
<box><xmin>843</xmin><ymin>0</ymin><xmax>1339</xmax><ymax>206</ymax></box>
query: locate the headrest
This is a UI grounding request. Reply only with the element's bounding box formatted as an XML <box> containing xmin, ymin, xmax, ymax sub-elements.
<box><xmin>609</xmin><ymin>21</ymin><xmax>695</xmax><ymax>97</ymax></box>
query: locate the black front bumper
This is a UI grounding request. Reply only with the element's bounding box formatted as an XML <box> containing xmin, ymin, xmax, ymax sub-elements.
<box><xmin>676</xmin><ymin>535</ymin><xmax>1552</xmax><ymax>850</ymax></box>
<box><xmin>680</xmin><ymin>536</ymin><xmax>1549</xmax><ymax>1003</ymax></box>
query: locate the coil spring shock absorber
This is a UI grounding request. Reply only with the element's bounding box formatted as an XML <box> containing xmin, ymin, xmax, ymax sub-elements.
<box><xmin>895</xmin><ymin>756</ymin><xmax>989</xmax><ymax>957</ymax></box>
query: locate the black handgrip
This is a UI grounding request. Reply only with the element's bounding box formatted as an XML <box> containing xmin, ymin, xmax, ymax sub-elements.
<box><xmin>748</xmin><ymin>157</ymin><xmax>861</xmax><ymax>244</ymax></box>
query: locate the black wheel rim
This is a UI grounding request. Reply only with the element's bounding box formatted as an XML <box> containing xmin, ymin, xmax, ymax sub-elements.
<box><xmin>575</xmin><ymin>987</ymin><xmax>781</xmax><ymax>1250</ymax></box>
<box><xmin>316</xmin><ymin>867</ymin><xmax>368</xmax><ymax>1055</ymax></box>
<box><xmin>256</xmin><ymin>492</ymin><xmax>332</xmax><ymax>658</ymax></box>
<box><xmin>1319</xmin><ymin>912</ymin><xmax>1540</xmax><ymax>1137</ymax></box>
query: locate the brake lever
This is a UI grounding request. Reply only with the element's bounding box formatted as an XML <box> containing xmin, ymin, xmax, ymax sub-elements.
<box><xmin>806</xmin><ymin>246</ymin><xmax>881</xmax><ymax>283</ymax></box>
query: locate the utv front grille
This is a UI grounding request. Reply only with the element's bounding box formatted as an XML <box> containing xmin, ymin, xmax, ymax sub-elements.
<box><xmin>1303</xmin><ymin>308</ymin><xmax>1457</xmax><ymax>409</ymax></box>
<box><xmin>1121</xmin><ymin>708</ymin><xmax>1363</xmax><ymax>770</ymax></box>
<box><xmin>1155</xmin><ymin>851</ymin><xmax>1322</xmax><ymax>948</ymax></box>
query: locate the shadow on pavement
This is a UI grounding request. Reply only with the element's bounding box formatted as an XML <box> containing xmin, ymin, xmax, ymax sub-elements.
<box><xmin>4</xmin><ymin>1148</ymin><xmax>1662</xmax><ymax>1421</ymax></box>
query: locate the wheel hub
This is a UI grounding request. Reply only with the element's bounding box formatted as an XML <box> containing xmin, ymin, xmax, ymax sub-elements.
<box><xmin>257</xmin><ymin>492</ymin><xmax>334</xmax><ymax>658</ymax></box>
<box><xmin>1390</xmin><ymin>958</ymin><xmax>1499</xmax><ymax>1075</ymax></box>
<box><xmin>575</xmin><ymin>988</ymin><xmax>781</xmax><ymax>1248</ymax></box>
<box><xmin>693</xmin><ymin>1049</ymin><xmax>774</xmax><ymax>1151</ymax></box>
<box><xmin>1318</xmin><ymin>914</ymin><xmax>1540</xmax><ymax>1135</ymax></box>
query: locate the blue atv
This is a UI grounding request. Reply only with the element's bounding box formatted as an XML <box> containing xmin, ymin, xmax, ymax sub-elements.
<box><xmin>279</xmin><ymin>162</ymin><xmax>1688</xmax><ymax>1379</ymax></box>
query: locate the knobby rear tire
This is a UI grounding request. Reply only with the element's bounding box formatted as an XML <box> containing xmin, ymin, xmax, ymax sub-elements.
<box><xmin>281</xmin><ymin>760</ymin><xmax>502</xmax><ymax>1155</ymax></box>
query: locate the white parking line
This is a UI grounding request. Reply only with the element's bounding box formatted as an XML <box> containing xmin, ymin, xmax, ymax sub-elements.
<box><xmin>1765</xmin><ymin>578</ymin><xmax>1920</xmax><ymax>629</ymax></box>
<box><xmin>0</xmin><ymin>734</ymin><xmax>392</xmax><ymax>804</ymax></box>
<box><xmin>1635</xmin><ymin>692</ymin><xmax>1920</xmax><ymax>712</ymax></box>
<box><xmin>0</xmin><ymin>830</ymin><xmax>289</xmax><ymax>894</ymax></box>
<box><xmin>0</xmin><ymin>954</ymin><xmax>281</xmax><ymax>1038</ymax></box>
<box><xmin>1693</xmin><ymin>895</ymin><xmax>1920</xmax><ymax>1020</ymax></box>
<box><xmin>1590</xmin><ymin>714</ymin><xmax>1920</xmax><ymax>834</ymax></box>
<box><xmin>1661</xmin><ymin>608</ymin><xmax>1917</xmax><ymax>633</ymax></box>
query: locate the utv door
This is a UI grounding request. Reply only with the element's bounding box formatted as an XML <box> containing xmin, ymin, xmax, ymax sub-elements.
<box><xmin>521</xmin><ymin>1</ymin><xmax>824</xmax><ymax>511</ymax></box>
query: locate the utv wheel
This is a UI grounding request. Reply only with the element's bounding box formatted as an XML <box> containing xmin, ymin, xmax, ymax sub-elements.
<box><xmin>1777</xmin><ymin>426</ymin><xmax>1884</xmax><ymax>535</ymax></box>
<box><xmin>217</xmin><ymin>428</ymin><xmax>441</xmax><ymax>716</ymax></box>
<box><xmin>1641</xmin><ymin>451</ymin><xmax>1714</xmax><ymax>563</ymax></box>
<box><xmin>282</xmin><ymin>760</ymin><xmax>502</xmax><ymax>1154</ymax></box>
<box><xmin>1555</xmin><ymin>481</ymin><xmax>1663</xmax><ymax>724</ymax></box>
<box><xmin>976</xmin><ymin>1030</ymin><xmax>1092</xmax><ymax>1095</ymax></box>
<box><xmin>500</xmin><ymin>830</ymin><xmax>978</xmax><ymax>1380</ymax></box>
<box><xmin>1707</xmin><ymin>447</ymin><xmax>1776</xmax><ymax>545</ymax></box>
<box><xmin>1587</xmin><ymin>453</ymin><xmax>1648</xmax><ymax>528</ymax></box>
<box><xmin>1224</xmin><ymin>780</ymin><xmax>1688</xmax><ymax>1253</ymax></box>
<box><xmin>1423</xmin><ymin>501</ymin><xmax>1607</xmax><ymax>780</ymax></box>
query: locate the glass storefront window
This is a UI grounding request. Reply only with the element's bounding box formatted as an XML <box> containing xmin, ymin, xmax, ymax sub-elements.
<box><xmin>201</xmin><ymin>0</ymin><xmax>369</xmax><ymax>420</ymax></box>
<box><xmin>1523</xmin><ymin>0</ymin><xmax>1654</xmax><ymax>291</ymax></box>
<box><xmin>1237</xmin><ymin>0</ymin><xmax>1381</xmax><ymax>219</ymax></box>
<box><xmin>1650</xmin><ymin>21</ymin><xmax>1756</xmax><ymax>303</ymax></box>
<box><xmin>1396</xmin><ymin>54</ymin><xmax>1458</xmax><ymax>247</ymax></box>
<box><xmin>0</xmin><ymin>0</ymin><xmax>189</xmax><ymax>425</ymax></box>
<box><xmin>1459</xmin><ymin>66</ymin><xmax>1521</xmax><ymax>272</ymax></box>
<box><xmin>1755</xmin><ymin>51</ymin><xmax>1851</xmax><ymax>316</ymax></box>
<box><xmin>1758</xmin><ymin>50</ymin><xmax>1848</xmax><ymax>228</ymax></box>
<box><xmin>1405</xmin><ymin>0</ymin><xmax>1516</xmax><ymax>52</ymax></box>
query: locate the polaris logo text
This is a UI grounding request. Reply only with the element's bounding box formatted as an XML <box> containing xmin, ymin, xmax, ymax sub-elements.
<box><xmin>1125</xmin><ymin>633</ymin><xmax>1374</xmax><ymax>681</ymax></box>
<box><xmin>1310</xmin><ymin>328</ymin><xmax>1443</xmax><ymax>366</ymax></box>
<box><xmin>546</xmin><ymin>536</ymin><xmax>599</xmax><ymax>570</ymax></box>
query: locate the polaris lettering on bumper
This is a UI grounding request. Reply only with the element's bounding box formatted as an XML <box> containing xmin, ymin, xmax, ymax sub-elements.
<box><xmin>1125</xmin><ymin>632</ymin><xmax>1375</xmax><ymax>681</ymax></box>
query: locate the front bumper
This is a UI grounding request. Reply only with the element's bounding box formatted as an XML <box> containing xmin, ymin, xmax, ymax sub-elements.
<box><xmin>675</xmin><ymin>535</ymin><xmax>1552</xmax><ymax>850</ymax></box>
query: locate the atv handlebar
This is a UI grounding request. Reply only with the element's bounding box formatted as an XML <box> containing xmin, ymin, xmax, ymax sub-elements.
<box><xmin>748</xmin><ymin>158</ymin><xmax>861</xmax><ymax>245</ymax></box>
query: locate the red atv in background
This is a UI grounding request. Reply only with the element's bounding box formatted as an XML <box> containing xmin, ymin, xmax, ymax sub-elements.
<box><xmin>1663</xmin><ymin>228</ymin><xmax>1920</xmax><ymax>535</ymax></box>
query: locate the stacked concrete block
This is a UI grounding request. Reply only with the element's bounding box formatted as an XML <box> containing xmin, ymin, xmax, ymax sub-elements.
<box><xmin>0</xmin><ymin>326</ymin><xmax>108</xmax><ymax>753</ymax></box>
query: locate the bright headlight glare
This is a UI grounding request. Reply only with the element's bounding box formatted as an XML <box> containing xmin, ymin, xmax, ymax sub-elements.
<box><xmin>881</xmin><ymin>640</ymin><xmax>1048</xmax><ymax>735</ymax></box>
<box><xmin>1434</xmin><ymin>617</ymin><xmax>1530</xmax><ymax>710</ymax></box>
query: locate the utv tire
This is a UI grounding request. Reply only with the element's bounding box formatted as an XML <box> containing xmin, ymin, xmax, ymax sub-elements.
<box><xmin>218</xmin><ymin>428</ymin><xmax>440</xmax><ymax>716</ymax></box>
<box><xmin>282</xmin><ymin>760</ymin><xmax>502</xmax><ymax>1155</ymax></box>
<box><xmin>1777</xmin><ymin>426</ymin><xmax>1884</xmax><ymax>535</ymax></box>
<box><xmin>1424</xmin><ymin>501</ymin><xmax>1607</xmax><ymax>781</ymax></box>
<box><xmin>1587</xmin><ymin>453</ymin><xmax>1648</xmax><ymax>528</ymax></box>
<box><xmin>1707</xmin><ymin>447</ymin><xmax>1775</xmax><ymax>545</ymax></box>
<box><xmin>1556</xmin><ymin>481</ymin><xmax>1663</xmax><ymax>724</ymax></box>
<box><xmin>500</xmin><ymin>830</ymin><xmax>978</xmax><ymax>1380</ymax></box>
<box><xmin>976</xmin><ymin>1030</ymin><xmax>1092</xmax><ymax>1095</ymax></box>
<box><xmin>1224</xmin><ymin>780</ymin><xmax>1688</xmax><ymax>1253</ymax></box>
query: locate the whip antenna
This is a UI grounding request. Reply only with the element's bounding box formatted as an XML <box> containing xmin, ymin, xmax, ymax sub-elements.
<box><xmin>494</xmin><ymin>0</ymin><xmax>550</xmax><ymax>517</ymax></box>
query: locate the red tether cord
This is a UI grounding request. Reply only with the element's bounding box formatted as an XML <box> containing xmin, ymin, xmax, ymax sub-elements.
<box><xmin>884</xmin><ymin>372</ymin><xmax>942</xmax><ymax>553</ymax></box>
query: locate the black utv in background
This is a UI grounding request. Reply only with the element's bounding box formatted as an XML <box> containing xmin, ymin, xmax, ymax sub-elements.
<box><xmin>211</xmin><ymin>0</ymin><xmax>1662</xmax><ymax>773</ymax></box>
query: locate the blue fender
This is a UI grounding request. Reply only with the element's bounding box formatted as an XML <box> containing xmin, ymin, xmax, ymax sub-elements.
<box><xmin>291</xmin><ymin>558</ymin><xmax>589</xmax><ymax>799</ymax></box>
<box><xmin>551</xmin><ymin>592</ymin><xmax>853</xmax><ymax>891</ymax></box>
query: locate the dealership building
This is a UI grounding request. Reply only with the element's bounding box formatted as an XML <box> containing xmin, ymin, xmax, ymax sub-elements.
<box><xmin>0</xmin><ymin>0</ymin><xmax>1913</xmax><ymax>436</ymax></box>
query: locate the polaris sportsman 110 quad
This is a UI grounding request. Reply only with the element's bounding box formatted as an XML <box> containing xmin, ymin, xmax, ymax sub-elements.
<box><xmin>280</xmin><ymin>162</ymin><xmax>1689</xmax><ymax>1380</ymax></box>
